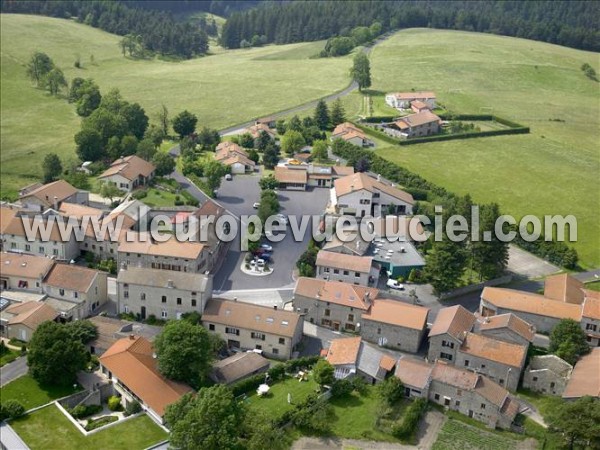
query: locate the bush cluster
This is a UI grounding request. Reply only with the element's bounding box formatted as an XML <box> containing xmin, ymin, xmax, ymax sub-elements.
<box><xmin>392</xmin><ymin>398</ymin><xmax>427</xmax><ymax>439</ymax></box>
<box><xmin>85</xmin><ymin>415</ymin><xmax>118</xmax><ymax>431</ymax></box>
<box><xmin>107</xmin><ymin>396</ymin><xmax>122</xmax><ymax>411</ymax></box>
<box><xmin>124</xmin><ymin>401</ymin><xmax>142</xmax><ymax>417</ymax></box>
<box><xmin>69</xmin><ymin>403</ymin><xmax>102</xmax><ymax>419</ymax></box>
<box><xmin>0</xmin><ymin>400</ymin><xmax>25</xmax><ymax>420</ymax></box>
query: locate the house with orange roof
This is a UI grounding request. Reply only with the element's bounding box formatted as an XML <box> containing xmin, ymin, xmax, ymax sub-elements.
<box><xmin>385</xmin><ymin>91</ymin><xmax>436</xmax><ymax>110</ymax></box>
<box><xmin>385</xmin><ymin>110</ymin><xmax>442</xmax><ymax>139</ymax></box>
<box><xmin>331</xmin><ymin>122</ymin><xmax>373</xmax><ymax>147</ymax></box>
<box><xmin>215</xmin><ymin>143</ymin><xmax>255</xmax><ymax>174</ymax></box>
<box><xmin>0</xmin><ymin>252</ymin><xmax>55</xmax><ymax>292</ymax></box>
<box><xmin>98</xmin><ymin>156</ymin><xmax>156</xmax><ymax>193</ymax></box>
<box><xmin>245</xmin><ymin>123</ymin><xmax>276</xmax><ymax>140</ymax></box>
<box><xmin>99</xmin><ymin>335</ymin><xmax>193</xmax><ymax>423</ymax></box>
<box><xmin>325</xmin><ymin>336</ymin><xmax>396</xmax><ymax>384</ymax></box>
<box><xmin>332</xmin><ymin>172</ymin><xmax>414</xmax><ymax>218</ymax></box>
<box><xmin>562</xmin><ymin>347</ymin><xmax>600</xmax><ymax>400</ymax></box>
<box><xmin>410</xmin><ymin>100</ymin><xmax>430</xmax><ymax>113</ymax></box>
<box><xmin>18</xmin><ymin>180</ymin><xmax>88</xmax><ymax>211</ymax></box>
<box><xmin>315</xmin><ymin>250</ymin><xmax>377</xmax><ymax>287</ymax></box>
<box><xmin>0</xmin><ymin>301</ymin><xmax>58</xmax><ymax>342</ymax></box>
<box><xmin>475</xmin><ymin>313</ymin><xmax>536</xmax><ymax>347</ymax></box>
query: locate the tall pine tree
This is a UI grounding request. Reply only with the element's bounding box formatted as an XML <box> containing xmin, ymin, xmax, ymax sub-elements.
<box><xmin>313</xmin><ymin>100</ymin><xmax>330</xmax><ymax>130</ymax></box>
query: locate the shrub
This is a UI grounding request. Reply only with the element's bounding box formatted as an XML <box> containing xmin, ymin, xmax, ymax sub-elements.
<box><xmin>70</xmin><ymin>403</ymin><xmax>102</xmax><ymax>419</ymax></box>
<box><xmin>392</xmin><ymin>398</ymin><xmax>427</xmax><ymax>439</ymax></box>
<box><xmin>85</xmin><ymin>415</ymin><xmax>118</xmax><ymax>431</ymax></box>
<box><xmin>267</xmin><ymin>363</ymin><xmax>286</xmax><ymax>381</ymax></box>
<box><xmin>20</xmin><ymin>345</ymin><xmax>27</xmax><ymax>355</ymax></box>
<box><xmin>231</xmin><ymin>373</ymin><xmax>266</xmax><ymax>397</ymax></box>
<box><xmin>2</xmin><ymin>400</ymin><xmax>25</xmax><ymax>419</ymax></box>
<box><xmin>331</xmin><ymin>378</ymin><xmax>354</xmax><ymax>398</ymax></box>
<box><xmin>107</xmin><ymin>395</ymin><xmax>121</xmax><ymax>411</ymax></box>
<box><xmin>377</xmin><ymin>377</ymin><xmax>404</xmax><ymax>406</ymax></box>
<box><xmin>132</xmin><ymin>189</ymin><xmax>148</xmax><ymax>199</ymax></box>
<box><xmin>124</xmin><ymin>401</ymin><xmax>142</xmax><ymax>416</ymax></box>
<box><xmin>351</xmin><ymin>376</ymin><xmax>368</xmax><ymax>395</ymax></box>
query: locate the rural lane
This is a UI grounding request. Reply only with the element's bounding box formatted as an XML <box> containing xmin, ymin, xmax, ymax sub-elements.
<box><xmin>0</xmin><ymin>356</ymin><xmax>27</xmax><ymax>387</ymax></box>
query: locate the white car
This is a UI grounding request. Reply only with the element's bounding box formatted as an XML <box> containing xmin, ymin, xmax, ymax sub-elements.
<box><xmin>274</xmin><ymin>213</ymin><xmax>288</xmax><ymax>225</ymax></box>
<box><xmin>225</xmin><ymin>174</ymin><xmax>232</xmax><ymax>181</ymax></box>
<box><xmin>253</xmin><ymin>202</ymin><xmax>260</xmax><ymax>209</ymax></box>
<box><xmin>387</xmin><ymin>279</ymin><xmax>405</xmax><ymax>290</ymax></box>
<box><xmin>260</xmin><ymin>244</ymin><xmax>273</xmax><ymax>251</ymax></box>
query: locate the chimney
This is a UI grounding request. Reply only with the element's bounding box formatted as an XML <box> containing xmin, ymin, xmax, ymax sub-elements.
<box><xmin>53</xmin><ymin>196</ymin><xmax>58</xmax><ymax>210</ymax></box>
<box><xmin>273</xmin><ymin>305</ymin><xmax>278</xmax><ymax>311</ymax></box>
<box><xmin>167</xmin><ymin>280</ymin><xmax>174</xmax><ymax>288</ymax></box>
<box><xmin>129</xmin><ymin>334</ymin><xmax>135</xmax><ymax>340</ymax></box>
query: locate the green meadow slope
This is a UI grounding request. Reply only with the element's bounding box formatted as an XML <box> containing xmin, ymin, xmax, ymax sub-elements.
<box><xmin>367</xmin><ymin>29</ymin><xmax>600</xmax><ymax>267</ymax></box>
<box><xmin>0</xmin><ymin>14</ymin><xmax>351</xmax><ymax>196</ymax></box>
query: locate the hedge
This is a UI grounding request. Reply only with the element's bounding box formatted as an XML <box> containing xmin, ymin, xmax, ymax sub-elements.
<box><xmin>85</xmin><ymin>415</ymin><xmax>118</xmax><ymax>431</ymax></box>
<box><xmin>392</xmin><ymin>397</ymin><xmax>427</xmax><ymax>439</ymax></box>
<box><xmin>70</xmin><ymin>404</ymin><xmax>102</xmax><ymax>419</ymax></box>
<box><xmin>397</xmin><ymin>126</ymin><xmax>529</xmax><ymax>146</ymax></box>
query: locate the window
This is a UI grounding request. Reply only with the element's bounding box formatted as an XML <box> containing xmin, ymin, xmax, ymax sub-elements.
<box><xmin>124</xmin><ymin>290</ymin><xmax>129</xmax><ymax>298</ymax></box>
<box><xmin>377</xmin><ymin>327</ymin><xmax>381</xmax><ymax>335</ymax></box>
<box><xmin>124</xmin><ymin>305</ymin><xmax>129</xmax><ymax>313</ymax></box>
<box><xmin>141</xmin><ymin>293</ymin><xmax>146</xmax><ymax>300</ymax></box>
<box><xmin>434</xmin><ymin>394</ymin><xmax>440</xmax><ymax>401</ymax></box>
<box><xmin>355</xmin><ymin>272</ymin><xmax>360</xmax><ymax>277</ymax></box>
<box><xmin>440</xmin><ymin>352</ymin><xmax>453</xmax><ymax>361</ymax></box>
<box><xmin>272</xmin><ymin>348</ymin><xmax>279</xmax><ymax>355</ymax></box>
<box><xmin>39</xmin><ymin>246</ymin><xmax>44</xmax><ymax>253</ymax></box>
<box><xmin>162</xmin><ymin>296</ymin><xmax>167</xmax><ymax>303</ymax></box>
<box><xmin>255</xmin><ymin>345</ymin><xmax>262</xmax><ymax>350</ymax></box>
<box><xmin>161</xmin><ymin>310</ymin><xmax>168</xmax><ymax>319</ymax></box>
<box><xmin>191</xmin><ymin>291</ymin><xmax>197</xmax><ymax>296</ymax></box>
<box><xmin>348</xmin><ymin>314</ymin><xmax>354</xmax><ymax>322</ymax></box>
<box><xmin>226</xmin><ymin>327</ymin><xmax>240</xmax><ymax>336</ymax></box>
<box><xmin>74</xmin><ymin>292</ymin><xmax>78</xmax><ymax>299</ymax></box>
<box><xmin>53</xmin><ymin>249</ymin><xmax>58</xmax><ymax>256</ymax></box>
<box><xmin>455</xmin><ymin>400</ymin><xmax>461</xmax><ymax>407</ymax></box>
<box><xmin>480</xmin><ymin>403</ymin><xmax>486</xmax><ymax>410</ymax></box>
<box><xmin>457</xmin><ymin>389</ymin><xmax>463</xmax><ymax>396</ymax></box>
<box><xmin>481</xmin><ymin>364</ymin><xmax>486</xmax><ymax>369</ymax></box>
<box><xmin>333</xmin><ymin>269</ymin><xmax>339</xmax><ymax>274</ymax></box>
<box><xmin>25</xmin><ymin>244</ymin><xmax>30</xmax><ymax>251</ymax></box>
<box><xmin>550</xmin><ymin>382</ymin><xmax>556</xmax><ymax>388</ymax></box>
<box><xmin>177</xmin><ymin>298</ymin><xmax>182</xmax><ymax>305</ymax></box>
<box><xmin>251</xmin><ymin>332</ymin><xmax>266</xmax><ymax>341</ymax></box>
<box><xmin>279</xmin><ymin>338</ymin><xmax>285</xmax><ymax>345</ymax></box>
<box><xmin>586</xmin><ymin>323</ymin><xmax>598</xmax><ymax>331</ymax></box>
<box><xmin>533</xmin><ymin>376</ymin><xmax>538</xmax><ymax>382</ymax></box>
<box><xmin>191</xmin><ymin>299</ymin><xmax>197</xmax><ymax>307</ymax></box>
<box><xmin>323</xmin><ymin>267</ymin><xmax>330</xmax><ymax>273</ymax></box>
<box><xmin>464</xmin><ymin>360</ymin><xmax>470</xmax><ymax>367</ymax></box>
<box><xmin>442</xmin><ymin>340</ymin><xmax>454</xmax><ymax>349</ymax></box>
<box><xmin>343</xmin><ymin>270</ymin><xmax>349</xmax><ymax>276</ymax></box>
<box><xmin>500</xmin><ymin>379</ymin><xmax>505</xmax><ymax>385</ymax></box>
<box><xmin>59</xmin><ymin>288</ymin><xmax>65</xmax><ymax>296</ymax></box>
<box><xmin>324</xmin><ymin>309</ymin><xmax>331</xmax><ymax>317</ymax></box>
<box><xmin>209</xmin><ymin>324</ymin><xmax>215</xmax><ymax>331</ymax></box>
<box><xmin>92</xmin><ymin>245</ymin><xmax>96</xmax><ymax>250</ymax></box>
<box><xmin>303</xmin><ymin>308</ymin><xmax>308</xmax><ymax>314</ymax></box>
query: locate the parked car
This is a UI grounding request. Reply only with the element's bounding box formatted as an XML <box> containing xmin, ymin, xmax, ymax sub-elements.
<box><xmin>274</xmin><ymin>213</ymin><xmax>288</xmax><ymax>225</ymax></box>
<box><xmin>387</xmin><ymin>279</ymin><xmax>405</xmax><ymax>290</ymax></box>
<box><xmin>225</xmin><ymin>174</ymin><xmax>232</xmax><ymax>181</ymax></box>
<box><xmin>259</xmin><ymin>252</ymin><xmax>272</xmax><ymax>261</ymax></box>
<box><xmin>253</xmin><ymin>202</ymin><xmax>260</xmax><ymax>209</ymax></box>
<box><xmin>260</xmin><ymin>244</ymin><xmax>273</xmax><ymax>251</ymax></box>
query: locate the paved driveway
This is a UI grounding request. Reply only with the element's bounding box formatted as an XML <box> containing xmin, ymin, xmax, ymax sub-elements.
<box><xmin>506</xmin><ymin>245</ymin><xmax>560</xmax><ymax>279</ymax></box>
<box><xmin>0</xmin><ymin>356</ymin><xmax>27</xmax><ymax>387</ymax></box>
<box><xmin>213</xmin><ymin>175</ymin><xmax>331</xmax><ymax>291</ymax></box>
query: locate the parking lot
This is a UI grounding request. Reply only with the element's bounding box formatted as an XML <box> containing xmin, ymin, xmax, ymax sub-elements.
<box><xmin>212</xmin><ymin>172</ymin><xmax>330</xmax><ymax>291</ymax></box>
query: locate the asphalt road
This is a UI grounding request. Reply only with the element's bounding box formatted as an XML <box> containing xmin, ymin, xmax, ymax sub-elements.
<box><xmin>0</xmin><ymin>356</ymin><xmax>27</xmax><ymax>387</ymax></box>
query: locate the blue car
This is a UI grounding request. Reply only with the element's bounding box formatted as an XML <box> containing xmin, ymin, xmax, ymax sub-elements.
<box><xmin>260</xmin><ymin>252</ymin><xmax>272</xmax><ymax>261</ymax></box>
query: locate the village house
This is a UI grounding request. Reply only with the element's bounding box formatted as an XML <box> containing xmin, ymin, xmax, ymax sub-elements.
<box><xmin>0</xmin><ymin>301</ymin><xmax>57</xmax><ymax>342</ymax></box>
<box><xmin>428</xmin><ymin>305</ymin><xmax>528</xmax><ymax>391</ymax></box>
<box><xmin>331</xmin><ymin>172</ymin><xmax>415</xmax><ymax>218</ymax></box>
<box><xmin>116</xmin><ymin>266</ymin><xmax>212</xmax><ymax>321</ymax></box>
<box><xmin>562</xmin><ymin>347</ymin><xmax>600</xmax><ymax>400</ymax></box>
<box><xmin>209</xmin><ymin>352</ymin><xmax>270</xmax><ymax>385</ymax></box>
<box><xmin>410</xmin><ymin>100</ymin><xmax>431</xmax><ymax>113</ymax></box>
<box><xmin>474</xmin><ymin>313</ymin><xmax>536</xmax><ymax>347</ymax></box>
<box><xmin>57</xmin><ymin>202</ymin><xmax>104</xmax><ymax>221</ymax></box>
<box><xmin>18</xmin><ymin>180</ymin><xmax>89</xmax><ymax>211</ymax></box>
<box><xmin>480</xmin><ymin>273</ymin><xmax>599</xmax><ymax>345</ymax></box>
<box><xmin>201</xmin><ymin>298</ymin><xmax>303</xmax><ymax>360</ymax></box>
<box><xmin>395</xmin><ymin>358</ymin><xmax>519</xmax><ymax>429</ymax></box>
<box><xmin>274</xmin><ymin>164</ymin><xmax>354</xmax><ymax>191</ymax></box>
<box><xmin>315</xmin><ymin>250</ymin><xmax>377</xmax><ymax>287</ymax></box>
<box><xmin>0</xmin><ymin>204</ymin><xmax>21</xmax><ymax>251</ymax></box>
<box><xmin>384</xmin><ymin>110</ymin><xmax>442</xmax><ymax>139</ymax></box>
<box><xmin>331</xmin><ymin>122</ymin><xmax>373</xmax><ymax>147</ymax></box>
<box><xmin>245</xmin><ymin>123</ymin><xmax>276</xmax><ymax>140</ymax></box>
<box><xmin>97</xmin><ymin>156</ymin><xmax>156</xmax><ymax>193</ymax></box>
<box><xmin>117</xmin><ymin>232</ymin><xmax>209</xmax><ymax>274</ymax></box>
<box><xmin>385</xmin><ymin>91</ymin><xmax>437</xmax><ymax>110</ymax></box>
<box><xmin>215</xmin><ymin>142</ymin><xmax>255</xmax><ymax>174</ymax></box>
<box><xmin>361</xmin><ymin>299</ymin><xmax>429</xmax><ymax>353</ymax></box>
<box><xmin>254</xmin><ymin>116</ymin><xmax>277</xmax><ymax>129</ymax></box>
<box><xmin>274</xmin><ymin>166</ymin><xmax>308</xmax><ymax>191</ymax></box>
<box><xmin>190</xmin><ymin>199</ymin><xmax>230</xmax><ymax>272</ymax></box>
<box><xmin>42</xmin><ymin>263</ymin><xmax>108</xmax><ymax>320</ymax></box>
<box><xmin>86</xmin><ymin>315</ymin><xmax>162</xmax><ymax>356</ymax></box>
<box><xmin>325</xmin><ymin>337</ymin><xmax>396</xmax><ymax>384</ymax></box>
<box><xmin>99</xmin><ymin>335</ymin><xmax>193</xmax><ymax>424</ymax></box>
<box><xmin>522</xmin><ymin>355</ymin><xmax>573</xmax><ymax>396</ymax></box>
<box><xmin>0</xmin><ymin>252</ymin><xmax>55</xmax><ymax>292</ymax></box>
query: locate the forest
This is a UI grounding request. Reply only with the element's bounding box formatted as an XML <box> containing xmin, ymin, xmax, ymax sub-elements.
<box><xmin>220</xmin><ymin>0</ymin><xmax>600</xmax><ymax>52</ymax></box>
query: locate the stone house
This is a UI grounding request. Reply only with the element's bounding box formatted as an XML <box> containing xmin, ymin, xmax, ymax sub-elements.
<box><xmin>332</xmin><ymin>172</ymin><xmax>414</xmax><ymax>218</ymax></box>
<box><xmin>385</xmin><ymin>111</ymin><xmax>442</xmax><ymax>139</ymax></box>
<box><xmin>201</xmin><ymin>298</ymin><xmax>303</xmax><ymax>360</ymax></box>
<box><xmin>0</xmin><ymin>252</ymin><xmax>55</xmax><ymax>292</ymax></box>
<box><xmin>385</xmin><ymin>91</ymin><xmax>436</xmax><ymax>110</ymax></box>
<box><xmin>360</xmin><ymin>299</ymin><xmax>429</xmax><ymax>353</ymax></box>
<box><xmin>522</xmin><ymin>355</ymin><xmax>572</xmax><ymax>396</ymax></box>
<box><xmin>18</xmin><ymin>180</ymin><xmax>88</xmax><ymax>211</ymax></box>
<box><xmin>581</xmin><ymin>293</ymin><xmax>600</xmax><ymax>347</ymax></box>
<box><xmin>331</xmin><ymin>122</ymin><xmax>373</xmax><ymax>147</ymax></box>
<box><xmin>0</xmin><ymin>301</ymin><xmax>58</xmax><ymax>342</ymax></box>
<box><xmin>116</xmin><ymin>266</ymin><xmax>212</xmax><ymax>321</ymax></box>
<box><xmin>315</xmin><ymin>250</ymin><xmax>377</xmax><ymax>286</ymax></box>
<box><xmin>325</xmin><ymin>337</ymin><xmax>396</xmax><ymax>384</ymax></box>
<box><xmin>474</xmin><ymin>313</ymin><xmax>536</xmax><ymax>347</ymax></box>
<box><xmin>98</xmin><ymin>156</ymin><xmax>156</xmax><ymax>193</ymax></box>
<box><xmin>99</xmin><ymin>336</ymin><xmax>193</xmax><ymax>424</ymax></box>
<box><xmin>427</xmin><ymin>305</ymin><xmax>477</xmax><ymax>363</ymax></box>
<box><xmin>42</xmin><ymin>263</ymin><xmax>108</xmax><ymax>320</ymax></box>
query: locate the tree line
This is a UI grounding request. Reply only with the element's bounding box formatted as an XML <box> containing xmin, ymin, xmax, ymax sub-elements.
<box><xmin>220</xmin><ymin>1</ymin><xmax>600</xmax><ymax>52</ymax></box>
<box><xmin>1</xmin><ymin>0</ymin><xmax>209</xmax><ymax>58</ymax></box>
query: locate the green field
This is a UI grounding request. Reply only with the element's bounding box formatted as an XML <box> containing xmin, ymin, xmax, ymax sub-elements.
<box><xmin>585</xmin><ymin>281</ymin><xmax>600</xmax><ymax>292</ymax></box>
<box><xmin>368</xmin><ymin>29</ymin><xmax>600</xmax><ymax>267</ymax></box>
<box><xmin>0</xmin><ymin>374</ymin><xmax>81</xmax><ymax>410</ymax></box>
<box><xmin>0</xmin><ymin>14</ymin><xmax>352</xmax><ymax>197</ymax></box>
<box><xmin>11</xmin><ymin>405</ymin><xmax>167</xmax><ymax>450</ymax></box>
<box><xmin>432</xmin><ymin>418</ymin><xmax>526</xmax><ymax>450</ymax></box>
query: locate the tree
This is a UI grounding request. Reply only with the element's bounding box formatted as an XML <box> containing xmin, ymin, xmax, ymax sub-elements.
<box><xmin>471</xmin><ymin>203</ymin><xmax>509</xmax><ymax>280</ymax></box>
<box><xmin>311</xmin><ymin>140</ymin><xmax>328</xmax><ymax>162</ymax></box>
<box><xmin>28</xmin><ymin>321</ymin><xmax>88</xmax><ymax>386</ymax></box>
<box><xmin>74</xmin><ymin>128</ymin><xmax>104</xmax><ymax>161</ymax></box>
<box><xmin>275</xmin><ymin>119</ymin><xmax>286</xmax><ymax>135</ymax></box>
<box><xmin>120</xmin><ymin>135</ymin><xmax>138</xmax><ymax>156</ymax></box>
<box><xmin>262</xmin><ymin>142</ymin><xmax>280</xmax><ymax>169</ymax></box>
<box><xmin>377</xmin><ymin>377</ymin><xmax>404</xmax><ymax>406</ymax></box>
<box><xmin>423</xmin><ymin>239</ymin><xmax>467</xmax><ymax>295</ymax></box>
<box><xmin>546</xmin><ymin>396</ymin><xmax>600</xmax><ymax>449</ymax></box>
<box><xmin>239</xmin><ymin>132</ymin><xmax>255</xmax><ymax>149</ymax></box>
<box><xmin>165</xmin><ymin>386</ymin><xmax>244</xmax><ymax>450</ymax></box>
<box><xmin>43</xmin><ymin>67</ymin><xmax>67</xmax><ymax>96</ymax></box>
<box><xmin>42</xmin><ymin>153</ymin><xmax>62</xmax><ymax>183</ymax></box>
<box><xmin>259</xmin><ymin>174</ymin><xmax>278</xmax><ymax>191</ymax></box>
<box><xmin>69</xmin><ymin>78</ymin><xmax>102</xmax><ymax>117</ymax></box>
<box><xmin>152</xmin><ymin>152</ymin><xmax>176</xmax><ymax>176</ymax></box>
<box><xmin>549</xmin><ymin>319</ymin><xmax>589</xmax><ymax>365</ymax></box>
<box><xmin>287</xmin><ymin>115</ymin><xmax>303</xmax><ymax>132</ymax></box>
<box><xmin>248</xmin><ymin>149</ymin><xmax>260</xmax><ymax>164</ymax></box>
<box><xmin>350</xmin><ymin>52</ymin><xmax>371</xmax><ymax>91</ymax></box>
<box><xmin>351</xmin><ymin>26</ymin><xmax>372</xmax><ymax>45</ymax></box>
<box><xmin>258</xmin><ymin>189</ymin><xmax>280</xmax><ymax>225</ymax></box>
<box><xmin>157</xmin><ymin>103</ymin><xmax>170</xmax><ymax>136</ymax></box>
<box><xmin>172</xmin><ymin>110</ymin><xmax>198</xmax><ymax>138</ymax></box>
<box><xmin>66</xmin><ymin>320</ymin><xmax>97</xmax><ymax>344</ymax></box>
<box><xmin>281</xmin><ymin>130</ymin><xmax>306</xmax><ymax>157</ymax></box>
<box><xmin>99</xmin><ymin>182</ymin><xmax>122</xmax><ymax>203</ymax></box>
<box><xmin>313</xmin><ymin>359</ymin><xmax>335</xmax><ymax>386</ymax></box>
<box><xmin>122</xmin><ymin>103</ymin><xmax>149</xmax><ymax>140</ymax></box>
<box><xmin>203</xmin><ymin>160</ymin><xmax>227</xmax><ymax>196</ymax></box>
<box><xmin>197</xmin><ymin>127</ymin><xmax>221</xmax><ymax>151</ymax></box>
<box><xmin>144</xmin><ymin>124</ymin><xmax>165</xmax><ymax>149</ymax></box>
<box><xmin>313</xmin><ymin>100</ymin><xmax>330</xmax><ymax>130</ymax></box>
<box><xmin>355</xmin><ymin>156</ymin><xmax>370</xmax><ymax>173</ymax></box>
<box><xmin>255</xmin><ymin>130</ymin><xmax>272</xmax><ymax>152</ymax></box>
<box><xmin>244</xmin><ymin>411</ymin><xmax>287</xmax><ymax>450</ymax></box>
<box><xmin>26</xmin><ymin>52</ymin><xmax>54</xmax><ymax>86</ymax></box>
<box><xmin>154</xmin><ymin>320</ymin><xmax>212</xmax><ymax>387</ymax></box>
<box><xmin>330</xmin><ymin>98</ymin><xmax>346</xmax><ymax>126</ymax></box>
<box><xmin>136</xmin><ymin>138</ymin><xmax>157</xmax><ymax>161</ymax></box>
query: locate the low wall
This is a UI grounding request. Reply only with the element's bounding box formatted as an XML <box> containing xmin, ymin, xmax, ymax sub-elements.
<box><xmin>439</xmin><ymin>275</ymin><xmax>513</xmax><ymax>300</ymax></box>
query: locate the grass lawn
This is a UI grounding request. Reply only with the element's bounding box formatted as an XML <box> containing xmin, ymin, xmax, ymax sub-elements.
<box><xmin>432</xmin><ymin>418</ymin><xmax>525</xmax><ymax>450</ymax></box>
<box><xmin>328</xmin><ymin>387</ymin><xmax>400</xmax><ymax>442</ymax></box>
<box><xmin>245</xmin><ymin>374</ymin><xmax>319</xmax><ymax>420</ymax></box>
<box><xmin>0</xmin><ymin>348</ymin><xmax>20</xmax><ymax>366</ymax></box>
<box><xmin>368</xmin><ymin>29</ymin><xmax>600</xmax><ymax>267</ymax></box>
<box><xmin>516</xmin><ymin>389</ymin><xmax>564</xmax><ymax>418</ymax></box>
<box><xmin>585</xmin><ymin>281</ymin><xmax>600</xmax><ymax>292</ymax></box>
<box><xmin>0</xmin><ymin>375</ymin><xmax>82</xmax><ymax>410</ymax></box>
<box><xmin>1</xmin><ymin>14</ymin><xmax>352</xmax><ymax>197</ymax></box>
<box><xmin>140</xmin><ymin>187</ymin><xmax>179</xmax><ymax>207</ymax></box>
<box><xmin>11</xmin><ymin>405</ymin><xmax>167</xmax><ymax>450</ymax></box>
